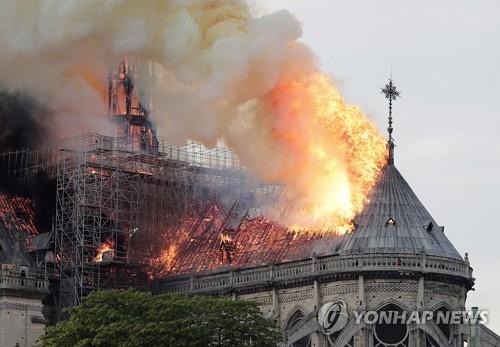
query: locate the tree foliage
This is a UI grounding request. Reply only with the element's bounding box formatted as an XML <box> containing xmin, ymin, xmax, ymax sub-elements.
<box><xmin>39</xmin><ymin>289</ymin><xmax>281</xmax><ymax>347</ymax></box>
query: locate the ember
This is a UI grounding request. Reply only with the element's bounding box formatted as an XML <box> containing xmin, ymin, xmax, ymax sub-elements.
<box><xmin>0</xmin><ymin>194</ymin><xmax>37</xmax><ymax>235</ymax></box>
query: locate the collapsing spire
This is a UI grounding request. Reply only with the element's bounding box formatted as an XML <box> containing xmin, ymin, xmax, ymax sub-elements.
<box><xmin>381</xmin><ymin>78</ymin><xmax>400</xmax><ymax>165</ymax></box>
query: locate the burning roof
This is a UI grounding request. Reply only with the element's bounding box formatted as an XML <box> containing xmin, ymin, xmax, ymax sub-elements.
<box><xmin>156</xmin><ymin>161</ymin><xmax>463</xmax><ymax>278</ymax></box>
<box><xmin>0</xmin><ymin>193</ymin><xmax>37</xmax><ymax>265</ymax></box>
<box><xmin>153</xmin><ymin>201</ymin><xmax>347</xmax><ymax>277</ymax></box>
<box><xmin>0</xmin><ymin>194</ymin><xmax>37</xmax><ymax>235</ymax></box>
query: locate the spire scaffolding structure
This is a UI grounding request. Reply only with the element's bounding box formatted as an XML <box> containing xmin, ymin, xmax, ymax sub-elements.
<box><xmin>381</xmin><ymin>78</ymin><xmax>400</xmax><ymax>166</ymax></box>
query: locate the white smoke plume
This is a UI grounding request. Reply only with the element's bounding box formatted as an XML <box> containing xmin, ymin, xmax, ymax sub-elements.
<box><xmin>0</xmin><ymin>0</ymin><xmax>387</xmax><ymax>231</ymax></box>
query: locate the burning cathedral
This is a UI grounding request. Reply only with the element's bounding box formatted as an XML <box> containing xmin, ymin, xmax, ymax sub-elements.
<box><xmin>0</xmin><ymin>64</ymin><xmax>498</xmax><ymax>347</ymax></box>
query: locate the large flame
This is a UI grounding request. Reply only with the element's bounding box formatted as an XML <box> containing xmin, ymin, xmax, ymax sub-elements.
<box><xmin>264</xmin><ymin>73</ymin><xmax>387</xmax><ymax>233</ymax></box>
<box><xmin>0</xmin><ymin>0</ymin><xmax>388</xmax><ymax>234</ymax></box>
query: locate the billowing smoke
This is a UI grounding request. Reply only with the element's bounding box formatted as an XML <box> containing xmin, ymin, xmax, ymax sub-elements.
<box><xmin>0</xmin><ymin>90</ymin><xmax>47</xmax><ymax>150</ymax></box>
<box><xmin>0</xmin><ymin>90</ymin><xmax>47</xmax><ymax>196</ymax></box>
<box><xmin>0</xmin><ymin>91</ymin><xmax>56</xmax><ymax>232</ymax></box>
<box><xmin>0</xmin><ymin>0</ymin><xmax>387</xmax><ymax>231</ymax></box>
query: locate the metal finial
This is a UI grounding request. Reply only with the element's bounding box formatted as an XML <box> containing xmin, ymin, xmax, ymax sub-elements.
<box><xmin>381</xmin><ymin>77</ymin><xmax>400</xmax><ymax>165</ymax></box>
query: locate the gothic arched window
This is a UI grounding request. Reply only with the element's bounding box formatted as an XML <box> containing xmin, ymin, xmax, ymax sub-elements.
<box><xmin>286</xmin><ymin>310</ymin><xmax>311</xmax><ymax>347</ymax></box>
<box><xmin>374</xmin><ymin>303</ymin><xmax>409</xmax><ymax>347</ymax></box>
<box><xmin>433</xmin><ymin>305</ymin><xmax>452</xmax><ymax>341</ymax></box>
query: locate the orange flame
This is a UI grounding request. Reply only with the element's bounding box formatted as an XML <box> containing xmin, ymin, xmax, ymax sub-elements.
<box><xmin>95</xmin><ymin>241</ymin><xmax>114</xmax><ymax>262</ymax></box>
<box><xmin>220</xmin><ymin>233</ymin><xmax>233</xmax><ymax>243</ymax></box>
<box><xmin>264</xmin><ymin>73</ymin><xmax>387</xmax><ymax>233</ymax></box>
<box><xmin>152</xmin><ymin>245</ymin><xmax>178</xmax><ymax>272</ymax></box>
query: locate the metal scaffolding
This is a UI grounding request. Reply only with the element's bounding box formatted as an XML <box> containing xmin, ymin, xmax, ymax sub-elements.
<box><xmin>52</xmin><ymin>133</ymin><xmax>253</xmax><ymax>307</ymax></box>
<box><xmin>0</xmin><ymin>145</ymin><xmax>58</xmax><ymax>179</ymax></box>
<box><xmin>0</xmin><ymin>131</ymin><xmax>279</xmax><ymax>309</ymax></box>
<box><xmin>55</xmin><ymin>134</ymin><xmax>138</xmax><ymax>306</ymax></box>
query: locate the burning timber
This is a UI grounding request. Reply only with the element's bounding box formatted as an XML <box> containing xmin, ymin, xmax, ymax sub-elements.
<box><xmin>0</xmin><ymin>131</ymin><xmax>282</xmax><ymax>310</ymax></box>
<box><xmin>0</xmin><ymin>195</ymin><xmax>37</xmax><ymax>235</ymax></box>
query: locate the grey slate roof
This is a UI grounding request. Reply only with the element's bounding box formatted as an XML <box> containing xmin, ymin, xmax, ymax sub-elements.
<box><xmin>338</xmin><ymin>163</ymin><xmax>463</xmax><ymax>260</ymax></box>
<box><xmin>30</xmin><ymin>232</ymin><xmax>52</xmax><ymax>252</ymax></box>
<box><xmin>0</xmin><ymin>231</ymin><xmax>32</xmax><ymax>266</ymax></box>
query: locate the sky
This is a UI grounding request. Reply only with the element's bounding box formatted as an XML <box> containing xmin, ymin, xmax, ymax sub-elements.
<box><xmin>261</xmin><ymin>0</ymin><xmax>500</xmax><ymax>333</ymax></box>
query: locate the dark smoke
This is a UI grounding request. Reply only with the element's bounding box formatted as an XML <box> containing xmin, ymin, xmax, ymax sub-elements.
<box><xmin>0</xmin><ymin>89</ymin><xmax>54</xmax><ymax>230</ymax></box>
<box><xmin>32</xmin><ymin>171</ymin><xmax>56</xmax><ymax>233</ymax></box>
<box><xmin>0</xmin><ymin>89</ymin><xmax>49</xmax><ymax>195</ymax></box>
<box><xmin>0</xmin><ymin>89</ymin><xmax>48</xmax><ymax>151</ymax></box>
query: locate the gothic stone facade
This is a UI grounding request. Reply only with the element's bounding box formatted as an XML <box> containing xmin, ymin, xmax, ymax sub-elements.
<box><xmin>239</xmin><ymin>276</ymin><xmax>468</xmax><ymax>346</ymax></box>
<box><xmin>159</xmin><ymin>252</ymin><xmax>475</xmax><ymax>347</ymax></box>
<box><xmin>0</xmin><ymin>265</ymin><xmax>48</xmax><ymax>347</ymax></box>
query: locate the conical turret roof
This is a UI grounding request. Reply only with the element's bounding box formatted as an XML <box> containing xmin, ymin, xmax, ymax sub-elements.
<box><xmin>339</xmin><ymin>163</ymin><xmax>462</xmax><ymax>260</ymax></box>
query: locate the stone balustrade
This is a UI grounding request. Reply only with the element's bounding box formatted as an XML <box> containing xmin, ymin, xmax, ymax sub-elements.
<box><xmin>0</xmin><ymin>273</ymin><xmax>48</xmax><ymax>292</ymax></box>
<box><xmin>158</xmin><ymin>253</ymin><xmax>472</xmax><ymax>294</ymax></box>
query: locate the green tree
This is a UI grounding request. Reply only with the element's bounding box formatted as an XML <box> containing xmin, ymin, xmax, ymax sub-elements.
<box><xmin>39</xmin><ymin>289</ymin><xmax>281</xmax><ymax>347</ymax></box>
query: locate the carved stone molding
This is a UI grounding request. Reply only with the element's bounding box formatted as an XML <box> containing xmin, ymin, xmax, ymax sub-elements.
<box><xmin>246</xmin><ymin>295</ymin><xmax>273</xmax><ymax>306</ymax></box>
<box><xmin>366</xmin><ymin>281</ymin><xmax>418</xmax><ymax>293</ymax></box>
<box><xmin>280</xmin><ymin>289</ymin><xmax>313</xmax><ymax>304</ymax></box>
<box><xmin>425</xmin><ymin>283</ymin><xmax>460</xmax><ymax>298</ymax></box>
<box><xmin>321</xmin><ymin>283</ymin><xmax>358</xmax><ymax>297</ymax></box>
<box><xmin>0</xmin><ymin>301</ymin><xmax>43</xmax><ymax>312</ymax></box>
